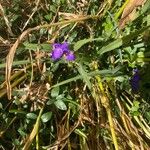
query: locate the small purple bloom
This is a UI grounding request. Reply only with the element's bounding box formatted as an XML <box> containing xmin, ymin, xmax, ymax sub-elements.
<box><xmin>61</xmin><ymin>42</ymin><xmax>70</xmax><ymax>53</ymax></box>
<box><xmin>51</xmin><ymin>42</ymin><xmax>75</xmax><ymax>61</ymax></box>
<box><xmin>65</xmin><ymin>52</ymin><xmax>75</xmax><ymax>61</ymax></box>
<box><xmin>130</xmin><ymin>69</ymin><xmax>140</xmax><ymax>93</ymax></box>
<box><xmin>53</xmin><ymin>43</ymin><xmax>61</xmax><ymax>48</ymax></box>
<box><xmin>51</xmin><ymin>47</ymin><xmax>63</xmax><ymax>60</ymax></box>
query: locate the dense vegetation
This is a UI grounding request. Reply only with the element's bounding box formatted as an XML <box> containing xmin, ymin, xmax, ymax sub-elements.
<box><xmin>0</xmin><ymin>0</ymin><xmax>150</xmax><ymax>149</ymax></box>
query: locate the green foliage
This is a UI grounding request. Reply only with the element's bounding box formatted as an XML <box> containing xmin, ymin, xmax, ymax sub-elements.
<box><xmin>0</xmin><ymin>0</ymin><xmax>150</xmax><ymax>149</ymax></box>
<box><xmin>41</xmin><ymin>112</ymin><xmax>52</xmax><ymax>123</ymax></box>
<box><xmin>130</xmin><ymin>100</ymin><xmax>140</xmax><ymax>116</ymax></box>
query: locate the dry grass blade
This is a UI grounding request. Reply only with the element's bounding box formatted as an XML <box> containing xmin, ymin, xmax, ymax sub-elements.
<box><xmin>121</xmin><ymin>0</ymin><xmax>146</xmax><ymax>18</ymax></box>
<box><xmin>5</xmin><ymin>28</ymin><xmax>35</xmax><ymax>100</ymax></box>
<box><xmin>0</xmin><ymin>74</ymin><xmax>27</xmax><ymax>98</ymax></box>
<box><xmin>119</xmin><ymin>0</ymin><xmax>146</xmax><ymax>28</ymax></box>
<box><xmin>0</xmin><ymin>3</ymin><xmax>13</xmax><ymax>36</ymax></box>
<box><xmin>22</xmin><ymin>0</ymin><xmax>41</xmax><ymax>31</ymax></box>
<box><xmin>58</xmin><ymin>12</ymin><xmax>84</xmax><ymax>20</ymax></box>
<box><xmin>44</xmin><ymin>121</ymin><xmax>79</xmax><ymax>149</ymax></box>
<box><xmin>0</xmin><ymin>117</ymin><xmax>17</xmax><ymax>138</ymax></box>
<box><xmin>0</xmin><ymin>36</ymin><xmax>10</xmax><ymax>44</ymax></box>
<box><xmin>93</xmin><ymin>62</ymin><xmax>119</xmax><ymax>150</ymax></box>
<box><xmin>23</xmin><ymin>106</ymin><xmax>44</xmax><ymax>150</ymax></box>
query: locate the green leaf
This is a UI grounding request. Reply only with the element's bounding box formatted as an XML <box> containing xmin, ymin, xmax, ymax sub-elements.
<box><xmin>41</xmin><ymin>112</ymin><xmax>52</xmax><ymax>123</ymax></box>
<box><xmin>98</xmin><ymin>39</ymin><xmax>122</xmax><ymax>55</ymax></box>
<box><xmin>13</xmin><ymin>139</ymin><xmax>21</xmax><ymax>146</ymax></box>
<box><xmin>145</xmin><ymin>112</ymin><xmax>150</xmax><ymax>121</ymax></box>
<box><xmin>74</xmin><ymin>37</ymin><xmax>103</xmax><ymax>51</ymax></box>
<box><xmin>18</xmin><ymin>128</ymin><xmax>27</xmax><ymax>137</ymax></box>
<box><xmin>46</xmin><ymin>99</ymin><xmax>55</xmax><ymax>105</ymax></box>
<box><xmin>114</xmin><ymin>76</ymin><xmax>126</xmax><ymax>82</ymax></box>
<box><xmin>77</xmin><ymin>63</ymin><xmax>91</xmax><ymax>89</ymax></box>
<box><xmin>133</xmin><ymin>101</ymin><xmax>140</xmax><ymax>108</ymax></box>
<box><xmin>74</xmin><ymin>129</ymin><xmax>87</xmax><ymax>139</ymax></box>
<box><xmin>51</xmin><ymin>67</ymin><xmax>121</xmax><ymax>88</ymax></box>
<box><xmin>131</xmin><ymin>101</ymin><xmax>140</xmax><ymax>112</ymax></box>
<box><xmin>26</xmin><ymin>113</ymin><xmax>37</xmax><ymax>120</ymax></box>
<box><xmin>51</xmin><ymin>86</ymin><xmax>60</xmax><ymax>97</ymax></box>
<box><xmin>98</xmin><ymin>25</ymin><xmax>150</xmax><ymax>55</ymax></box>
<box><xmin>49</xmin><ymin>5</ymin><xmax>57</xmax><ymax>13</ymax></box>
<box><xmin>9</xmin><ymin>109</ymin><xmax>26</xmax><ymax>114</ymax></box>
<box><xmin>56</xmin><ymin>94</ymin><xmax>65</xmax><ymax>100</ymax></box>
<box><xmin>0</xmin><ymin>103</ymin><xmax>3</xmax><ymax>109</ymax></box>
<box><xmin>140</xmin><ymin>0</ymin><xmax>150</xmax><ymax>15</ymax></box>
<box><xmin>131</xmin><ymin>111</ymin><xmax>140</xmax><ymax>116</ymax></box>
<box><xmin>23</xmin><ymin>43</ymin><xmax>51</xmax><ymax>51</ymax></box>
<box><xmin>0</xmin><ymin>60</ymin><xmax>31</xmax><ymax>69</ymax></box>
<box><xmin>44</xmin><ymin>14</ymin><xmax>52</xmax><ymax>21</ymax></box>
<box><xmin>54</xmin><ymin>100</ymin><xmax>67</xmax><ymax>110</ymax></box>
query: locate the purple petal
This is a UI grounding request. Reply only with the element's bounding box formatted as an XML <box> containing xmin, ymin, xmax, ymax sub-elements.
<box><xmin>65</xmin><ymin>52</ymin><xmax>75</xmax><ymax>61</ymax></box>
<box><xmin>51</xmin><ymin>42</ymin><xmax>73</xmax><ymax>61</ymax></box>
<box><xmin>53</xmin><ymin>43</ymin><xmax>61</xmax><ymax>48</ymax></box>
<box><xmin>130</xmin><ymin>69</ymin><xmax>140</xmax><ymax>93</ymax></box>
<box><xmin>133</xmin><ymin>68</ymin><xmax>138</xmax><ymax>73</ymax></box>
<box><xmin>51</xmin><ymin>47</ymin><xmax>63</xmax><ymax>60</ymax></box>
<box><xmin>61</xmin><ymin>42</ymin><xmax>70</xmax><ymax>53</ymax></box>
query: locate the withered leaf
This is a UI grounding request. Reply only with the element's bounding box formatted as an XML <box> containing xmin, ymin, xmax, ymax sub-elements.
<box><xmin>119</xmin><ymin>0</ymin><xmax>146</xmax><ymax>29</ymax></box>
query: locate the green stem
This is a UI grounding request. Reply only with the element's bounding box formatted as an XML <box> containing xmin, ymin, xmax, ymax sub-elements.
<box><xmin>114</xmin><ymin>0</ymin><xmax>130</xmax><ymax>20</ymax></box>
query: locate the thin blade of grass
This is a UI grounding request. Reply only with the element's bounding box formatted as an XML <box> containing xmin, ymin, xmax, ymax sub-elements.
<box><xmin>0</xmin><ymin>60</ymin><xmax>31</xmax><ymax>69</ymax></box>
<box><xmin>74</xmin><ymin>37</ymin><xmax>103</xmax><ymax>51</ymax></box>
<box><xmin>51</xmin><ymin>67</ymin><xmax>122</xmax><ymax>88</ymax></box>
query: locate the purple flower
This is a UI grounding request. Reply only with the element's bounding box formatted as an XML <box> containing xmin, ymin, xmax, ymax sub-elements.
<box><xmin>130</xmin><ymin>69</ymin><xmax>140</xmax><ymax>93</ymax></box>
<box><xmin>51</xmin><ymin>42</ymin><xmax>75</xmax><ymax>61</ymax></box>
<box><xmin>51</xmin><ymin>47</ymin><xmax>63</xmax><ymax>60</ymax></box>
<box><xmin>60</xmin><ymin>42</ymin><xmax>70</xmax><ymax>53</ymax></box>
<box><xmin>65</xmin><ymin>52</ymin><xmax>75</xmax><ymax>61</ymax></box>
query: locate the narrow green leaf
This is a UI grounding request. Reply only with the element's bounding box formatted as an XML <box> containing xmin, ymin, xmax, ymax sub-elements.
<box><xmin>9</xmin><ymin>109</ymin><xmax>26</xmax><ymax>114</ymax></box>
<box><xmin>51</xmin><ymin>67</ymin><xmax>121</xmax><ymax>88</ymax></box>
<box><xmin>74</xmin><ymin>129</ymin><xmax>87</xmax><ymax>139</ymax></box>
<box><xmin>0</xmin><ymin>60</ymin><xmax>31</xmax><ymax>69</ymax></box>
<box><xmin>18</xmin><ymin>128</ymin><xmax>27</xmax><ymax>137</ymax></box>
<box><xmin>98</xmin><ymin>39</ymin><xmax>122</xmax><ymax>55</ymax></box>
<box><xmin>145</xmin><ymin>112</ymin><xmax>150</xmax><ymax>121</ymax></box>
<box><xmin>74</xmin><ymin>37</ymin><xmax>103</xmax><ymax>51</ymax></box>
<box><xmin>26</xmin><ymin>113</ymin><xmax>37</xmax><ymax>120</ymax></box>
<box><xmin>77</xmin><ymin>63</ymin><xmax>91</xmax><ymax>89</ymax></box>
<box><xmin>23</xmin><ymin>43</ymin><xmax>51</xmax><ymax>51</ymax></box>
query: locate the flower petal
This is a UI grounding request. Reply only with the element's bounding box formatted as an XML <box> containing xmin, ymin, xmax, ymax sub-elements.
<box><xmin>61</xmin><ymin>42</ymin><xmax>70</xmax><ymax>53</ymax></box>
<box><xmin>51</xmin><ymin>47</ymin><xmax>63</xmax><ymax>60</ymax></box>
<box><xmin>65</xmin><ymin>52</ymin><xmax>75</xmax><ymax>61</ymax></box>
<box><xmin>130</xmin><ymin>69</ymin><xmax>140</xmax><ymax>93</ymax></box>
<box><xmin>53</xmin><ymin>43</ymin><xmax>61</xmax><ymax>48</ymax></box>
<box><xmin>51</xmin><ymin>42</ymin><xmax>73</xmax><ymax>61</ymax></box>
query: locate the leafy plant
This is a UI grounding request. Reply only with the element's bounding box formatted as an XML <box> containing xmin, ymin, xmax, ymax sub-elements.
<box><xmin>0</xmin><ymin>0</ymin><xmax>150</xmax><ymax>149</ymax></box>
